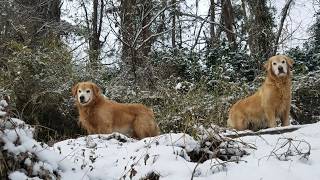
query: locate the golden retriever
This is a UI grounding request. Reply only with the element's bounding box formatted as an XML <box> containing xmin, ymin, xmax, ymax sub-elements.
<box><xmin>72</xmin><ymin>81</ymin><xmax>160</xmax><ymax>139</ymax></box>
<box><xmin>228</xmin><ymin>55</ymin><xmax>294</xmax><ymax>131</ymax></box>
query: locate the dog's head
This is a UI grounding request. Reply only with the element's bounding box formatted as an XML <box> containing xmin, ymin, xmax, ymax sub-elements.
<box><xmin>72</xmin><ymin>81</ymin><xmax>101</xmax><ymax>106</ymax></box>
<box><xmin>264</xmin><ymin>55</ymin><xmax>294</xmax><ymax>78</ymax></box>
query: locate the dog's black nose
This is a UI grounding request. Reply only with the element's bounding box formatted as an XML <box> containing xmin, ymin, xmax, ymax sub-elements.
<box><xmin>278</xmin><ymin>66</ymin><xmax>283</xmax><ymax>72</ymax></box>
<box><xmin>80</xmin><ymin>96</ymin><xmax>85</xmax><ymax>102</ymax></box>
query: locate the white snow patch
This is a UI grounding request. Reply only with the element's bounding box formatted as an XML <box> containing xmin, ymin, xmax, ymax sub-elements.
<box><xmin>8</xmin><ymin>171</ymin><xmax>41</xmax><ymax>180</ymax></box>
<box><xmin>2</xmin><ymin>114</ymin><xmax>320</xmax><ymax>179</ymax></box>
<box><xmin>53</xmin><ymin>122</ymin><xmax>320</xmax><ymax>179</ymax></box>
<box><xmin>0</xmin><ymin>99</ymin><xmax>8</xmax><ymax>108</ymax></box>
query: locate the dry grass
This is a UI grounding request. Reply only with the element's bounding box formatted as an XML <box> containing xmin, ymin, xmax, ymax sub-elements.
<box><xmin>138</xmin><ymin>79</ymin><xmax>255</xmax><ymax>137</ymax></box>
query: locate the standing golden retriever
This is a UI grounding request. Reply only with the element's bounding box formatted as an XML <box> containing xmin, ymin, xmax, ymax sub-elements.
<box><xmin>228</xmin><ymin>55</ymin><xmax>294</xmax><ymax>131</ymax></box>
<box><xmin>72</xmin><ymin>81</ymin><xmax>160</xmax><ymax>139</ymax></box>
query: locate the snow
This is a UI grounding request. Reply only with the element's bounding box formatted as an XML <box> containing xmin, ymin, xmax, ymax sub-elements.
<box><xmin>209</xmin><ymin>125</ymin><xmax>320</xmax><ymax>180</ymax></box>
<box><xmin>0</xmin><ymin>99</ymin><xmax>7</xmax><ymax>117</ymax></box>
<box><xmin>0</xmin><ymin>117</ymin><xmax>87</xmax><ymax>179</ymax></box>
<box><xmin>174</xmin><ymin>81</ymin><xmax>195</xmax><ymax>92</ymax></box>
<box><xmin>0</xmin><ymin>111</ymin><xmax>6</xmax><ymax>117</ymax></box>
<box><xmin>53</xmin><ymin>133</ymin><xmax>204</xmax><ymax>179</ymax></box>
<box><xmin>8</xmin><ymin>171</ymin><xmax>41</xmax><ymax>180</ymax></box>
<box><xmin>2</xmin><ymin>108</ymin><xmax>320</xmax><ymax>180</ymax></box>
<box><xmin>52</xmin><ymin>123</ymin><xmax>320</xmax><ymax>180</ymax></box>
<box><xmin>175</xmin><ymin>82</ymin><xmax>183</xmax><ymax>90</ymax></box>
<box><xmin>0</xmin><ymin>99</ymin><xmax>8</xmax><ymax>108</ymax></box>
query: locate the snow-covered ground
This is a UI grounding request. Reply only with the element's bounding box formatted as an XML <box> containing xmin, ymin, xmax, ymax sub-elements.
<box><xmin>52</xmin><ymin>124</ymin><xmax>320</xmax><ymax>180</ymax></box>
<box><xmin>2</xmin><ymin>97</ymin><xmax>319</xmax><ymax>180</ymax></box>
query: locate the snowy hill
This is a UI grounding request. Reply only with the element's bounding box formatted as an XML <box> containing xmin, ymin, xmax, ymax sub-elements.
<box><xmin>2</xmin><ymin>97</ymin><xmax>319</xmax><ymax>180</ymax></box>
<box><xmin>52</xmin><ymin>124</ymin><xmax>320</xmax><ymax>180</ymax></box>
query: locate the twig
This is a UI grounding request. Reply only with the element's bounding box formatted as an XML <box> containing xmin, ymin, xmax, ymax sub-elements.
<box><xmin>268</xmin><ymin>137</ymin><xmax>311</xmax><ymax>161</ymax></box>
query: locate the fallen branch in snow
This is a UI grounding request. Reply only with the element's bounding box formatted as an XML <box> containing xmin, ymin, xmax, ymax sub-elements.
<box><xmin>225</xmin><ymin>125</ymin><xmax>305</xmax><ymax>139</ymax></box>
<box><xmin>190</xmin><ymin>130</ymin><xmax>255</xmax><ymax>180</ymax></box>
<box><xmin>269</xmin><ymin>137</ymin><xmax>311</xmax><ymax>161</ymax></box>
<box><xmin>188</xmin><ymin>129</ymin><xmax>256</xmax><ymax>179</ymax></box>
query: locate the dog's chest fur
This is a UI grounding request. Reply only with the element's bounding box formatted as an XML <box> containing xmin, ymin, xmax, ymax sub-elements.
<box><xmin>78</xmin><ymin>107</ymin><xmax>99</xmax><ymax>130</ymax></box>
<box><xmin>265</xmin><ymin>79</ymin><xmax>291</xmax><ymax>115</ymax></box>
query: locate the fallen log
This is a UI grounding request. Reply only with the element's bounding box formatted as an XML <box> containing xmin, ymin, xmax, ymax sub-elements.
<box><xmin>224</xmin><ymin>125</ymin><xmax>307</xmax><ymax>138</ymax></box>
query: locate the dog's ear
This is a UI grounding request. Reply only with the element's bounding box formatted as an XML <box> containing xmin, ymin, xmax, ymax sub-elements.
<box><xmin>263</xmin><ymin>60</ymin><xmax>271</xmax><ymax>72</ymax></box>
<box><xmin>285</xmin><ymin>56</ymin><xmax>294</xmax><ymax>68</ymax></box>
<box><xmin>91</xmin><ymin>83</ymin><xmax>101</xmax><ymax>96</ymax></box>
<box><xmin>72</xmin><ymin>83</ymin><xmax>79</xmax><ymax>97</ymax></box>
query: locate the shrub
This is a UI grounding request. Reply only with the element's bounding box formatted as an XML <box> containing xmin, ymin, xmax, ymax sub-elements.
<box><xmin>1</xmin><ymin>40</ymin><xmax>83</xmax><ymax>142</ymax></box>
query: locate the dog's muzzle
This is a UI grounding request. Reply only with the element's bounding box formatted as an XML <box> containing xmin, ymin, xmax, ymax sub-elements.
<box><xmin>278</xmin><ymin>66</ymin><xmax>284</xmax><ymax>73</ymax></box>
<box><xmin>79</xmin><ymin>96</ymin><xmax>85</xmax><ymax>103</ymax></box>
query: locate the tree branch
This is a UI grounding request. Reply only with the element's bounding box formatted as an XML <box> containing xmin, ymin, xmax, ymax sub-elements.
<box><xmin>179</xmin><ymin>12</ymin><xmax>238</xmax><ymax>36</ymax></box>
<box><xmin>273</xmin><ymin>0</ymin><xmax>294</xmax><ymax>55</ymax></box>
<box><xmin>98</xmin><ymin>0</ymin><xmax>104</xmax><ymax>39</ymax></box>
<box><xmin>191</xmin><ymin>15</ymin><xmax>209</xmax><ymax>51</ymax></box>
<box><xmin>81</xmin><ymin>0</ymin><xmax>90</xmax><ymax>33</ymax></box>
<box><xmin>136</xmin><ymin>28</ymin><xmax>173</xmax><ymax>50</ymax></box>
<box><xmin>132</xmin><ymin>3</ymin><xmax>176</xmax><ymax>47</ymax></box>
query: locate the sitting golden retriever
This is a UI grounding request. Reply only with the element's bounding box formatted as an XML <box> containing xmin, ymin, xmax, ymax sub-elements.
<box><xmin>228</xmin><ymin>55</ymin><xmax>294</xmax><ymax>131</ymax></box>
<box><xmin>72</xmin><ymin>81</ymin><xmax>160</xmax><ymax>139</ymax></box>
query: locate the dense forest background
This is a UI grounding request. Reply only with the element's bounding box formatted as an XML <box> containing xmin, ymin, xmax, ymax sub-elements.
<box><xmin>0</xmin><ymin>0</ymin><xmax>320</xmax><ymax>142</ymax></box>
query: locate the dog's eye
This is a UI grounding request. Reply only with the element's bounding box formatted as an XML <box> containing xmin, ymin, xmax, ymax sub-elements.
<box><xmin>273</xmin><ymin>62</ymin><xmax>276</xmax><ymax>65</ymax></box>
<box><xmin>86</xmin><ymin>90</ymin><xmax>90</xmax><ymax>93</ymax></box>
<box><xmin>78</xmin><ymin>90</ymin><xmax>81</xmax><ymax>93</ymax></box>
<box><xmin>282</xmin><ymin>60</ymin><xmax>285</xmax><ymax>64</ymax></box>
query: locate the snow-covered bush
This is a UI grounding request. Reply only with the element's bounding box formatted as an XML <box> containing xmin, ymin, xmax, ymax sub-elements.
<box><xmin>0</xmin><ymin>99</ymin><xmax>88</xmax><ymax>179</ymax></box>
<box><xmin>151</xmin><ymin>49</ymin><xmax>203</xmax><ymax>82</ymax></box>
<box><xmin>286</xmin><ymin>45</ymin><xmax>320</xmax><ymax>74</ymax></box>
<box><xmin>1</xmin><ymin>41</ymin><xmax>83</xmax><ymax>142</ymax></box>
<box><xmin>205</xmin><ymin>42</ymin><xmax>259</xmax><ymax>84</ymax></box>
<box><xmin>291</xmin><ymin>71</ymin><xmax>320</xmax><ymax>124</ymax></box>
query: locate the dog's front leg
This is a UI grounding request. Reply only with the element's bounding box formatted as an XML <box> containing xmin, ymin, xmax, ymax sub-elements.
<box><xmin>265</xmin><ymin>109</ymin><xmax>277</xmax><ymax>128</ymax></box>
<box><xmin>280</xmin><ymin>108</ymin><xmax>290</xmax><ymax>126</ymax></box>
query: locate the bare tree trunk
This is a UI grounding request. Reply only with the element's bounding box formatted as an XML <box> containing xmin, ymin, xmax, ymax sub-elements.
<box><xmin>221</xmin><ymin>0</ymin><xmax>236</xmax><ymax>49</ymax></box>
<box><xmin>171</xmin><ymin>0</ymin><xmax>176</xmax><ymax>49</ymax></box>
<box><xmin>273</xmin><ymin>0</ymin><xmax>293</xmax><ymax>55</ymax></box>
<box><xmin>241</xmin><ymin>0</ymin><xmax>247</xmax><ymax>21</ymax></box>
<box><xmin>89</xmin><ymin>0</ymin><xmax>104</xmax><ymax>69</ymax></box>
<box><xmin>120</xmin><ymin>0</ymin><xmax>157</xmax><ymax>89</ymax></box>
<box><xmin>141</xmin><ymin>0</ymin><xmax>156</xmax><ymax>89</ymax></box>
<box><xmin>177</xmin><ymin>5</ymin><xmax>183</xmax><ymax>49</ymax></box>
<box><xmin>141</xmin><ymin>0</ymin><xmax>153</xmax><ymax>57</ymax></box>
<box><xmin>209</xmin><ymin>0</ymin><xmax>216</xmax><ymax>47</ymax></box>
<box><xmin>158</xmin><ymin>0</ymin><xmax>167</xmax><ymax>35</ymax></box>
<box><xmin>120</xmin><ymin>0</ymin><xmax>136</xmax><ymax>82</ymax></box>
<box><xmin>247</xmin><ymin>0</ymin><xmax>275</xmax><ymax>62</ymax></box>
<box><xmin>215</xmin><ymin>1</ymin><xmax>225</xmax><ymax>43</ymax></box>
<box><xmin>241</xmin><ymin>0</ymin><xmax>249</xmax><ymax>50</ymax></box>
